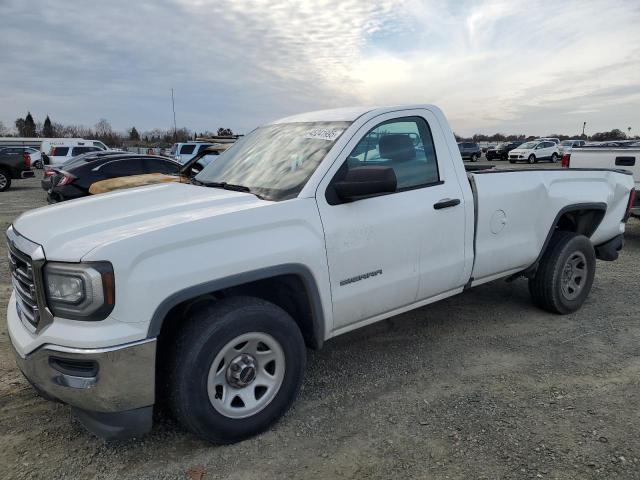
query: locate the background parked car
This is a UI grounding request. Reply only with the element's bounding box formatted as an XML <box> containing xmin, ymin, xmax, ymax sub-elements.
<box><xmin>170</xmin><ymin>142</ymin><xmax>214</xmax><ymax>164</ymax></box>
<box><xmin>41</xmin><ymin>150</ymin><xmax>128</xmax><ymax>191</ymax></box>
<box><xmin>558</xmin><ymin>139</ymin><xmax>586</xmax><ymax>156</ymax></box>
<box><xmin>458</xmin><ymin>142</ymin><xmax>481</xmax><ymax>161</ymax></box>
<box><xmin>0</xmin><ymin>146</ymin><xmax>43</xmax><ymax>169</ymax></box>
<box><xmin>0</xmin><ymin>148</ymin><xmax>35</xmax><ymax>191</ymax></box>
<box><xmin>509</xmin><ymin>140</ymin><xmax>560</xmax><ymax>164</ymax></box>
<box><xmin>485</xmin><ymin>141</ymin><xmax>523</xmax><ymax>161</ymax></box>
<box><xmin>46</xmin><ymin>154</ymin><xmax>181</xmax><ymax>202</ymax></box>
<box><xmin>44</xmin><ymin>144</ymin><xmax>103</xmax><ymax>167</ymax></box>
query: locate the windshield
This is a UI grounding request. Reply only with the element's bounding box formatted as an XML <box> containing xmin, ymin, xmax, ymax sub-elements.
<box><xmin>518</xmin><ymin>141</ymin><xmax>538</xmax><ymax>149</ymax></box>
<box><xmin>195</xmin><ymin>121</ymin><xmax>351</xmax><ymax>201</ymax></box>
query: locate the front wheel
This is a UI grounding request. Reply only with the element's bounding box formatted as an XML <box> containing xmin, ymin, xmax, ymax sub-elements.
<box><xmin>472</xmin><ymin>153</ymin><xmax>479</xmax><ymax>162</ymax></box>
<box><xmin>509</xmin><ymin>159</ymin><xmax>516</xmax><ymax>164</ymax></box>
<box><xmin>528</xmin><ymin>231</ymin><xmax>596</xmax><ymax>314</ymax></box>
<box><xmin>168</xmin><ymin>296</ymin><xmax>306</xmax><ymax>444</ymax></box>
<box><xmin>528</xmin><ymin>154</ymin><xmax>536</xmax><ymax>164</ymax></box>
<box><xmin>0</xmin><ymin>170</ymin><xmax>11</xmax><ymax>192</ymax></box>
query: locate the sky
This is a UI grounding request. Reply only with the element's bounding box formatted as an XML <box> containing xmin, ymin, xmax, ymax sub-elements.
<box><xmin>1</xmin><ymin>0</ymin><xmax>639</xmax><ymax>137</ymax></box>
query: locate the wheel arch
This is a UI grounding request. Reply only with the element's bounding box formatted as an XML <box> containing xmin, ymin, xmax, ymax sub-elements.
<box><xmin>148</xmin><ymin>263</ymin><xmax>326</xmax><ymax>350</ymax></box>
<box><xmin>521</xmin><ymin>202</ymin><xmax>606</xmax><ymax>277</ymax></box>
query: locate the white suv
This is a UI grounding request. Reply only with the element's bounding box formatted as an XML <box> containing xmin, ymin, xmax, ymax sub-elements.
<box><xmin>509</xmin><ymin>140</ymin><xmax>560</xmax><ymax>164</ymax></box>
<box><xmin>170</xmin><ymin>142</ymin><xmax>213</xmax><ymax>164</ymax></box>
<box><xmin>45</xmin><ymin>144</ymin><xmax>103</xmax><ymax>167</ymax></box>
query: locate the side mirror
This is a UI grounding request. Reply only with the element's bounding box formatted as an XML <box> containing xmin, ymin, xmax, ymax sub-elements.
<box><xmin>333</xmin><ymin>166</ymin><xmax>397</xmax><ymax>202</ymax></box>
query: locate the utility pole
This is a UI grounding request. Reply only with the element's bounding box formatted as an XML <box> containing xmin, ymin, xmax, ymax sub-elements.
<box><xmin>171</xmin><ymin>88</ymin><xmax>177</xmax><ymax>141</ymax></box>
<box><xmin>582</xmin><ymin>121</ymin><xmax>586</xmax><ymax>137</ymax></box>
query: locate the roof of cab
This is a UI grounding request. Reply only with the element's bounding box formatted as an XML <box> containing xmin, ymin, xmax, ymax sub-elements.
<box><xmin>270</xmin><ymin>105</ymin><xmax>437</xmax><ymax>124</ymax></box>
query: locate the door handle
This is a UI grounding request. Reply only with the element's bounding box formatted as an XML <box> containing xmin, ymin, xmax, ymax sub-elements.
<box><xmin>433</xmin><ymin>198</ymin><xmax>461</xmax><ymax>210</ymax></box>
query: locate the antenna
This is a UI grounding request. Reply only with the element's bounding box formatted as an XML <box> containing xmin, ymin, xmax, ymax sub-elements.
<box><xmin>171</xmin><ymin>88</ymin><xmax>177</xmax><ymax>141</ymax></box>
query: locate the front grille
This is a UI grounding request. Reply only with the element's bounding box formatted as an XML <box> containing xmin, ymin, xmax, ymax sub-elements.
<box><xmin>8</xmin><ymin>243</ymin><xmax>39</xmax><ymax>328</ymax></box>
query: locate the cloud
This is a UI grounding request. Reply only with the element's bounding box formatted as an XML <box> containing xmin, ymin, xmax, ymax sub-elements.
<box><xmin>0</xmin><ymin>0</ymin><xmax>639</xmax><ymax>136</ymax></box>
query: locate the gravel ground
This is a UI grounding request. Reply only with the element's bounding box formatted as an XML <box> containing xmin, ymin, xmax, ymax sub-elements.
<box><xmin>1</xmin><ymin>167</ymin><xmax>639</xmax><ymax>480</ymax></box>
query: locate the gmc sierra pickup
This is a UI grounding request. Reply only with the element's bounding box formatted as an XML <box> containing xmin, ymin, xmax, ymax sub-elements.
<box><xmin>6</xmin><ymin>105</ymin><xmax>635</xmax><ymax>443</ymax></box>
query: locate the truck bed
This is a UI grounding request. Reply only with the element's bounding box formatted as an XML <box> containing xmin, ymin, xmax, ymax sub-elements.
<box><xmin>467</xmin><ymin>168</ymin><xmax>633</xmax><ymax>286</ymax></box>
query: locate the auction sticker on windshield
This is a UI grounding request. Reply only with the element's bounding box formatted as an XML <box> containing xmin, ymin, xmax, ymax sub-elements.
<box><xmin>303</xmin><ymin>128</ymin><xmax>344</xmax><ymax>141</ymax></box>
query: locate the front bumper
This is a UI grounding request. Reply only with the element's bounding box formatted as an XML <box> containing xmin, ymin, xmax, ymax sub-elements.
<box><xmin>9</xmin><ymin>321</ymin><xmax>156</xmax><ymax>439</ymax></box>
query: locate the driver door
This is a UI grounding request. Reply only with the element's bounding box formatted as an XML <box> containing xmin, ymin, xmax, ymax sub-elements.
<box><xmin>316</xmin><ymin>110</ymin><xmax>467</xmax><ymax>331</ymax></box>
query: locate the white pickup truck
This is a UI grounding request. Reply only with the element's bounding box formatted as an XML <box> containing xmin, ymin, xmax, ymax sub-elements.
<box><xmin>6</xmin><ymin>105</ymin><xmax>635</xmax><ymax>443</ymax></box>
<box><xmin>562</xmin><ymin>146</ymin><xmax>639</xmax><ymax>217</ymax></box>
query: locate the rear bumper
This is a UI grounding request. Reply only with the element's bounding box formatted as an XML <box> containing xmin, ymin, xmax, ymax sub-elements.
<box><xmin>595</xmin><ymin>234</ymin><xmax>624</xmax><ymax>261</ymax></box>
<box><xmin>8</xmin><ymin>299</ymin><xmax>156</xmax><ymax>439</ymax></box>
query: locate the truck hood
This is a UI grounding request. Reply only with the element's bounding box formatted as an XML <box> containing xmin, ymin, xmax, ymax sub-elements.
<box><xmin>13</xmin><ymin>182</ymin><xmax>268</xmax><ymax>261</ymax></box>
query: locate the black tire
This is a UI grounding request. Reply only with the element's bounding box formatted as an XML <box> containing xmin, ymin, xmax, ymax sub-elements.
<box><xmin>509</xmin><ymin>159</ymin><xmax>516</xmax><ymax>164</ymax></box>
<box><xmin>528</xmin><ymin>231</ymin><xmax>596</xmax><ymax>314</ymax></box>
<box><xmin>528</xmin><ymin>154</ymin><xmax>536</xmax><ymax>164</ymax></box>
<box><xmin>0</xmin><ymin>169</ymin><xmax>11</xmax><ymax>192</ymax></box>
<box><xmin>551</xmin><ymin>153</ymin><xmax>558</xmax><ymax>163</ymax></box>
<box><xmin>472</xmin><ymin>153</ymin><xmax>479</xmax><ymax>162</ymax></box>
<box><xmin>168</xmin><ymin>296</ymin><xmax>306</xmax><ymax>444</ymax></box>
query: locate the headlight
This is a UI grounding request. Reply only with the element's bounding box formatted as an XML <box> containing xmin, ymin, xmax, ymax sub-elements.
<box><xmin>44</xmin><ymin>262</ymin><xmax>115</xmax><ymax>320</ymax></box>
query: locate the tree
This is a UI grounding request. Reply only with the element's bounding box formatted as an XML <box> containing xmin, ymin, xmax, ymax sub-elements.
<box><xmin>94</xmin><ymin>118</ymin><xmax>113</xmax><ymax>138</ymax></box>
<box><xmin>217</xmin><ymin>127</ymin><xmax>233</xmax><ymax>136</ymax></box>
<box><xmin>15</xmin><ymin>118</ymin><xmax>26</xmax><ymax>136</ymax></box>
<box><xmin>42</xmin><ymin>115</ymin><xmax>54</xmax><ymax>137</ymax></box>
<box><xmin>590</xmin><ymin>129</ymin><xmax>627</xmax><ymax>141</ymax></box>
<box><xmin>23</xmin><ymin>112</ymin><xmax>37</xmax><ymax>137</ymax></box>
<box><xmin>129</xmin><ymin>126</ymin><xmax>140</xmax><ymax>141</ymax></box>
<box><xmin>0</xmin><ymin>120</ymin><xmax>8</xmax><ymax>136</ymax></box>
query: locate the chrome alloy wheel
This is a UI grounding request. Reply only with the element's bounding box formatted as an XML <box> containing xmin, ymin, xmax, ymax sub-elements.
<box><xmin>207</xmin><ymin>332</ymin><xmax>285</xmax><ymax>419</ymax></box>
<box><xmin>561</xmin><ymin>251</ymin><xmax>587</xmax><ymax>300</ymax></box>
<box><xmin>0</xmin><ymin>173</ymin><xmax>7</xmax><ymax>190</ymax></box>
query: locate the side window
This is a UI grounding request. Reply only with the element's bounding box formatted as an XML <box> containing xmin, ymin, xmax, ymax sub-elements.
<box><xmin>198</xmin><ymin>144</ymin><xmax>211</xmax><ymax>152</ymax></box>
<box><xmin>53</xmin><ymin>147</ymin><xmax>69</xmax><ymax>156</ymax></box>
<box><xmin>72</xmin><ymin>146</ymin><xmax>99</xmax><ymax>156</ymax></box>
<box><xmin>338</xmin><ymin>116</ymin><xmax>439</xmax><ymax>191</ymax></box>
<box><xmin>100</xmin><ymin>159</ymin><xmax>147</xmax><ymax>177</ymax></box>
<box><xmin>179</xmin><ymin>144</ymin><xmax>196</xmax><ymax>155</ymax></box>
<box><xmin>145</xmin><ymin>158</ymin><xmax>179</xmax><ymax>175</ymax></box>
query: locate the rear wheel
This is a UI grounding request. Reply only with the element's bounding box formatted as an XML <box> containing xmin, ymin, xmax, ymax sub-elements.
<box><xmin>528</xmin><ymin>154</ymin><xmax>537</xmax><ymax>164</ymax></box>
<box><xmin>168</xmin><ymin>296</ymin><xmax>306</xmax><ymax>444</ymax></box>
<box><xmin>551</xmin><ymin>153</ymin><xmax>559</xmax><ymax>163</ymax></box>
<box><xmin>528</xmin><ymin>231</ymin><xmax>596</xmax><ymax>314</ymax></box>
<box><xmin>0</xmin><ymin>169</ymin><xmax>11</xmax><ymax>192</ymax></box>
<box><xmin>472</xmin><ymin>153</ymin><xmax>479</xmax><ymax>162</ymax></box>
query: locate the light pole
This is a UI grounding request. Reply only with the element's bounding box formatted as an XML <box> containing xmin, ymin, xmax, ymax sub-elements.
<box><xmin>582</xmin><ymin>121</ymin><xmax>586</xmax><ymax>137</ymax></box>
<box><xmin>171</xmin><ymin>88</ymin><xmax>177</xmax><ymax>142</ymax></box>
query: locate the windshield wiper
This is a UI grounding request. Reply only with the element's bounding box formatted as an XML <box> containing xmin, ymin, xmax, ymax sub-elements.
<box><xmin>199</xmin><ymin>180</ymin><xmax>263</xmax><ymax>199</ymax></box>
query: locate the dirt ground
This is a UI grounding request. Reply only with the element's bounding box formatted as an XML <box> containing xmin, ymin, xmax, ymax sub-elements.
<box><xmin>1</xmin><ymin>171</ymin><xmax>639</xmax><ymax>480</ymax></box>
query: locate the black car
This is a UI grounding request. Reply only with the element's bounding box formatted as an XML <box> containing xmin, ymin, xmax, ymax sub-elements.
<box><xmin>0</xmin><ymin>148</ymin><xmax>35</xmax><ymax>191</ymax></box>
<box><xmin>486</xmin><ymin>142</ymin><xmax>523</xmax><ymax>161</ymax></box>
<box><xmin>47</xmin><ymin>153</ymin><xmax>181</xmax><ymax>202</ymax></box>
<box><xmin>41</xmin><ymin>150</ymin><xmax>131</xmax><ymax>191</ymax></box>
